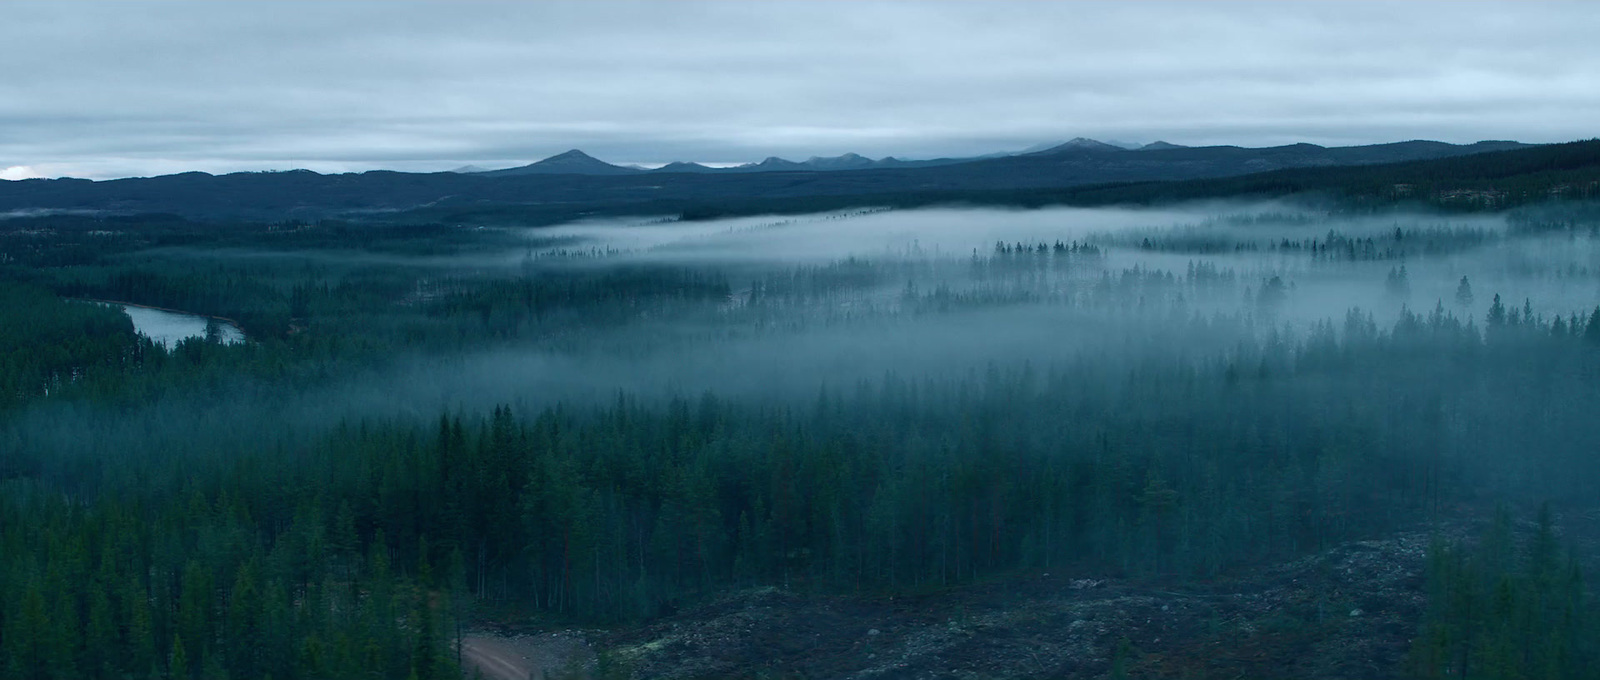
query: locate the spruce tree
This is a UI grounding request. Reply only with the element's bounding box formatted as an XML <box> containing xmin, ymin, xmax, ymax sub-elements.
<box><xmin>1454</xmin><ymin>276</ymin><xmax>1474</xmax><ymax>307</ymax></box>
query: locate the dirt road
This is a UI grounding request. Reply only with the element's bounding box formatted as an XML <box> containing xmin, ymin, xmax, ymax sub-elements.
<box><xmin>461</xmin><ymin>632</ymin><xmax>593</xmax><ymax>680</ymax></box>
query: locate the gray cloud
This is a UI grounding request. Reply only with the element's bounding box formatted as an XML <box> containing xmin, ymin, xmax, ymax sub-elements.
<box><xmin>2</xmin><ymin>1</ymin><xmax>1597</xmax><ymax>179</ymax></box>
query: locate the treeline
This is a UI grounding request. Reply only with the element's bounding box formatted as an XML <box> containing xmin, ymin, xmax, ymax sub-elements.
<box><xmin>1127</xmin><ymin>224</ymin><xmax>1498</xmax><ymax>261</ymax></box>
<box><xmin>6</xmin><ymin>303</ymin><xmax>1600</xmax><ymax>680</ymax></box>
<box><xmin>428</xmin><ymin>267</ymin><xmax>732</xmax><ymax>340</ymax></box>
<box><xmin>0</xmin><ymin>212</ymin><xmax>527</xmax><ymax>271</ymax></box>
<box><xmin>1410</xmin><ymin>506</ymin><xmax>1599</xmax><ymax>679</ymax></box>
<box><xmin>1</xmin><ymin>481</ymin><xmax>460</xmax><ymax>680</ymax></box>
<box><xmin>0</xmin><ymin>284</ymin><xmax>151</xmax><ymax>411</ymax></box>
<box><xmin>49</xmin><ymin>262</ymin><xmax>734</xmax><ymax>343</ymax></box>
<box><xmin>995</xmin><ymin>139</ymin><xmax>1600</xmax><ymax>212</ymax></box>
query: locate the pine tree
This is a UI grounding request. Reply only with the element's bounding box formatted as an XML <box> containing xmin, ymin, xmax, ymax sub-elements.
<box><xmin>1386</xmin><ymin>265</ymin><xmax>1411</xmax><ymax>298</ymax></box>
<box><xmin>225</xmin><ymin>560</ymin><xmax>262</xmax><ymax>677</ymax></box>
<box><xmin>170</xmin><ymin>634</ymin><xmax>190</xmax><ymax>680</ymax></box>
<box><xmin>127</xmin><ymin>579</ymin><xmax>157</xmax><ymax>676</ymax></box>
<box><xmin>1487</xmin><ymin>294</ymin><xmax>1507</xmax><ymax>327</ymax></box>
<box><xmin>86</xmin><ymin>586</ymin><xmax>118</xmax><ymax>675</ymax></box>
<box><xmin>412</xmin><ymin>600</ymin><xmax>437</xmax><ymax>680</ymax></box>
<box><xmin>1454</xmin><ymin>276</ymin><xmax>1474</xmax><ymax>308</ymax></box>
<box><xmin>176</xmin><ymin>560</ymin><xmax>212</xmax><ymax>672</ymax></box>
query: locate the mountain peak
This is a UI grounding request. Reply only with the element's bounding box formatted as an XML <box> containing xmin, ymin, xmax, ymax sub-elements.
<box><xmin>1138</xmin><ymin>141</ymin><xmax>1188</xmax><ymax>151</ymax></box>
<box><xmin>805</xmin><ymin>152</ymin><xmax>859</xmax><ymax>159</ymax></box>
<box><xmin>803</xmin><ymin>153</ymin><xmax>877</xmax><ymax>170</ymax></box>
<box><xmin>544</xmin><ymin>149</ymin><xmax>597</xmax><ymax>161</ymax></box>
<box><xmin>483</xmin><ymin>149</ymin><xmax>641</xmax><ymax>176</ymax></box>
<box><xmin>1053</xmin><ymin>137</ymin><xmax>1126</xmax><ymax>152</ymax></box>
<box><xmin>652</xmin><ymin>161</ymin><xmax>718</xmax><ymax>174</ymax></box>
<box><xmin>756</xmin><ymin>156</ymin><xmax>803</xmax><ymax>167</ymax></box>
<box><xmin>1024</xmin><ymin>138</ymin><xmax>1127</xmax><ymax>155</ymax></box>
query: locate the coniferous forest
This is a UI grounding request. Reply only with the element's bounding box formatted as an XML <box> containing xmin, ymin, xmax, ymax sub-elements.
<box><xmin>4</xmin><ymin>187</ymin><xmax>1600</xmax><ymax>678</ymax></box>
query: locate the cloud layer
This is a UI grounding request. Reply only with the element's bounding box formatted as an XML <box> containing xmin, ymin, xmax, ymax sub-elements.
<box><xmin>3</xmin><ymin>1</ymin><xmax>1597</xmax><ymax>178</ymax></box>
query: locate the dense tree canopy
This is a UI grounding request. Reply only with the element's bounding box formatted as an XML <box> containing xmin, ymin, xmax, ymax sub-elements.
<box><xmin>3</xmin><ymin>196</ymin><xmax>1599</xmax><ymax>678</ymax></box>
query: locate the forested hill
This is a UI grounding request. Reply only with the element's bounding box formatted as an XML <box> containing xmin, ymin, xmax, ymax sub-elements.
<box><xmin>1048</xmin><ymin>137</ymin><xmax>1600</xmax><ymax>210</ymax></box>
<box><xmin>0</xmin><ymin>139</ymin><xmax>1532</xmax><ymax>221</ymax></box>
<box><xmin>611</xmin><ymin>138</ymin><xmax>1600</xmax><ymax>223</ymax></box>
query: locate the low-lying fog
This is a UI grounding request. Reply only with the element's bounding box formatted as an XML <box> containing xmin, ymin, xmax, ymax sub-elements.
<box><xmin>13</xmin><ymin>201</ymin><xmax>1600</xmax><ymax>464</ymax></box>
<box><xmin>529</xmin><ymin>202</ymin><xmax>1600</xmax><ymax>330</ymax></box>
<box><xmin>165</xmin><ymin>201</ymin><xmax>1600</xmax><ymax>414</ymax></box>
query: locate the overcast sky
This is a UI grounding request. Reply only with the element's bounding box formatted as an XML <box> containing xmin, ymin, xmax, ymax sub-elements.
<box><xmin>2</xmin><ymin>1</ymin><xmax>1597</xmax><ymax>180</ymax></box>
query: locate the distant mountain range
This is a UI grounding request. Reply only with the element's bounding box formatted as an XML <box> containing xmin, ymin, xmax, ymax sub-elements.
<box><xmin>0</xmin><ymin>138</ymin><xmax>1539</xmax><ymax>221</ymax></box>
<box><xmin>475</xmin><ymin>148</ymin><xmax>963</xmax><ymax>176</ymax></box>
<box><xmin>475</xmin><ymin>138</ymin><xmax>1211</xmax><ymax>176</ymax></box>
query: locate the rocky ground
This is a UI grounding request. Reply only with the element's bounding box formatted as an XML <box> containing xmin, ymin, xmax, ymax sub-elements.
<box><xmin>603</xmin><ymin>534</ymin><xmax>1440</xmax><ymax>680</ymax></box>
<box><xmin>466</xmin><ymin>523</ymin><xmax>1473</xmax><ymax>680</ymax></box>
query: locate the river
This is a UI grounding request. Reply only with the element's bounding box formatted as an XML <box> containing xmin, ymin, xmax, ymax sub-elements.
<box><xmin>89</xmin><ymin>302</ymin><xmax>247</xmax><ymax>347</ymax></box>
